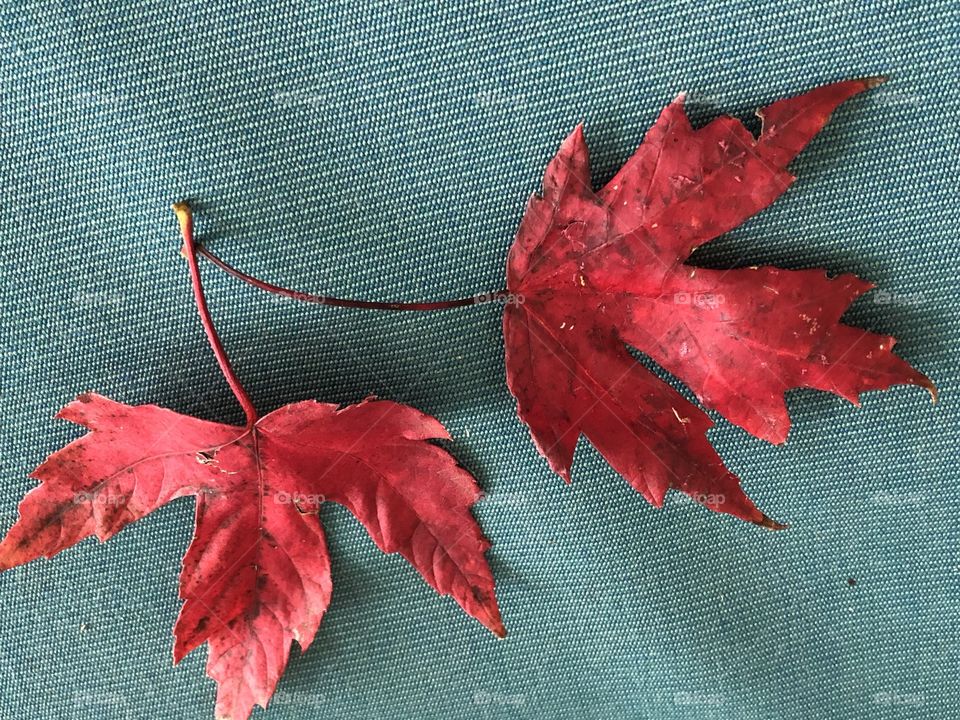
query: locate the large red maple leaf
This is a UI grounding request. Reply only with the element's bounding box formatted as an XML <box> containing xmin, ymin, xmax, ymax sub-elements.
<box><xmin>504</xmin><ymin>78</ymin><xmax>934</xmax><ymax>526</ymax></box>
<box><xmin>0</xmin><ymin>204</ymin><xmax>504</xmax><ymax>720</ymax></box>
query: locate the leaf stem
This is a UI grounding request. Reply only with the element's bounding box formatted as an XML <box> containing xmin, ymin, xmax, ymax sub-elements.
<box><xmin>196</xmin><ymin>245</ymin><xmax>513</xmax><ymax>311</ymax></box>
<box><xmin>173</xmin><ymin>202</ymin><xmax>259</xmax><ymax>429</ymax></box>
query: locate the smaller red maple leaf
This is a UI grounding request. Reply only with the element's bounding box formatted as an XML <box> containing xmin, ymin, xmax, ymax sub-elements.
<box><xmin>504</xmin><ymin>78</ymin><xmax>935</xmax><ymax>526</ymax></box>
<box><xmin>0</xmin><ymin>204</ymin><xmax>504</xmax><ymax>720</ymax></box>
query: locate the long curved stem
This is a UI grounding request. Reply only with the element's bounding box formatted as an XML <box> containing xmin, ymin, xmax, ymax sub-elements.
<box><xmin>173</xmin><ymin>202</ymin><xmax>259</xmax><ymax>429</ymax></box>
<box><xmin>196</xmin><ymin>245</ymin><xmax>512</xmax><ymax>311</ymax></box>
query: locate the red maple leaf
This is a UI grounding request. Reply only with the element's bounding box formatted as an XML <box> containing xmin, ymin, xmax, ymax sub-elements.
<box><xmin>0</xmin><ymin>204</ymin><xmax>504</xmax><ymax>720</ymax></box>
<box><xmin>504</xmin><ymin>78</ymin><xmax>934</xmax><ymax>527</ymax></box>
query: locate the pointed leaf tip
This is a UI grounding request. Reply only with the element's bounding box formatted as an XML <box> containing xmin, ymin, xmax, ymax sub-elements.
<box><xmin>756</xmin><ymin>515</ymin><xmax>789</xmax><ymax>531</ymax></box>
<box><xmin>862</xmin><ymin>75</ymin><xmax>888</xmax><ymax>88</ymax></box>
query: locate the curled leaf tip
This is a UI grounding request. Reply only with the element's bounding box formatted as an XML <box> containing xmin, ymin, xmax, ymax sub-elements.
<box><xmin>863</xmin><ymin>75</ymin><xmax>888</xmax><ymax>88</ymax></box>
<box><xmin>756</xmin><ymin>514</ymin><xmax>789</xmax><ymax>531</ymax></box>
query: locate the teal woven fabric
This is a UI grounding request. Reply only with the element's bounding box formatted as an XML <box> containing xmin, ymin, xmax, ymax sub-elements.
<box><xmin>1</xmin><ymin>1</ymin><xmax>958</xmax><ymax>718</ymax></box>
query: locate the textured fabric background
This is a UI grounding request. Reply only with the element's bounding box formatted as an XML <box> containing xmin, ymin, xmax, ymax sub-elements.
<box><xmin>0</xmin><ymin>1</ymin><xmax>957</xmax><ymax>718</ymax></box>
